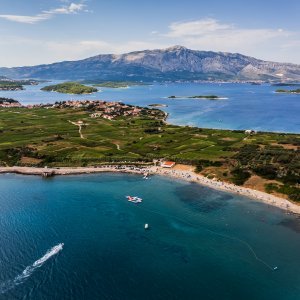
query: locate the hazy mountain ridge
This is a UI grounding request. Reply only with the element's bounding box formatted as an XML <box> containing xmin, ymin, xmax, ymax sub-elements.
<box><xmin>0</xmin><ymin>45</ymin><xmax>299</xmax><ymax>81</ymax></box>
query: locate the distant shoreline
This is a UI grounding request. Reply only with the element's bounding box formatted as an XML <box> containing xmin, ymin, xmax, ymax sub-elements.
<box><xmin>167</xmin><ymin>95</ymin><xmax>227</xmax><ymax>100</ymax></box>
<box><xmin>275</xmin><ymin>88</ymin><xmax>300</xmax><ymax>95</ymax></box>
<box><xmin>0</xmin><ymin>165</ymin><xmax>298</xmax><ymax>214</ymax></box>
<box><xmin>148</xmin><ymin>104</ymin><xmax>168</xmax><ymax>107</ymax></box>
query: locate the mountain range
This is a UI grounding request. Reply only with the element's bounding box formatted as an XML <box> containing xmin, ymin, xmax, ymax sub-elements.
<box><xmin>0</xmin><ymin>45</ymin><xmax>299</xmax><ymax>82</ymax></box>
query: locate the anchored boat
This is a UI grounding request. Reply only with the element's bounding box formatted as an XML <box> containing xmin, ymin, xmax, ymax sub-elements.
<box><xmin>126</xmin><ymin>196</ymin><xmax>143</xmax><ymax>204</ymax></box>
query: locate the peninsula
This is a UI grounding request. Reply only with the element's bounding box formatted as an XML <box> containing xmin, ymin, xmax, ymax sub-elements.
<box><xmin>0</xmin><ymin>79</ymin><xmax>39</xmax><ymax>91</ymax></box>
<box><xmin>41</xmin><ymin>82</ymin><xmax>98</xmax><ymax>94</ymax></box>
<box><xmin>0</xmin><ymin>82</ymin><xmax>23</xmax><ymax>91</ymax></box>
<box><xmin>0</xmin><ymin>101</ymin><xmax>298</xmax><ymax>204</ymax></box>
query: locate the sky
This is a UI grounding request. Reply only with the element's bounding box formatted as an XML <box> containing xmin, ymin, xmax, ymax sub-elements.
<box><xmin>0</xmin><ymin>0</ymin><xmax>300</xmax><ymax>67</ymax></box>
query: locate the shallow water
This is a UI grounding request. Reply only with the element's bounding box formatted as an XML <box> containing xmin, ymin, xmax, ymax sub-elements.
<box><xmin>1</xmin><ymin>173</ymin><xmax>300</xmax><ymax>299</ymax></box>
<box><xmin>1</xmin><ymin>82</ymin><xmax>299</xmax><ymax>133</ymax></box>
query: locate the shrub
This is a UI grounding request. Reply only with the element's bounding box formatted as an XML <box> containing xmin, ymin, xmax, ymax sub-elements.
<box><xmin>253</xmin><ymin>165</ymin><xmax>278</xmax><ymax>180</ymax></box>
<box><xmin>231</xmin><ymin>168</ymin><xmax>251</xmax><ymax>185</ymax></box>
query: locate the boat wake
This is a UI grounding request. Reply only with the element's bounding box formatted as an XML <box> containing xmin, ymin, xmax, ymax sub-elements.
<box><xmin>0</xmin><ymin>243</ymin><xmax>64</xmax><ymax>294</ymax></box>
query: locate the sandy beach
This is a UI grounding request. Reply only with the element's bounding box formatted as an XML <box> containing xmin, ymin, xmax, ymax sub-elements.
<box><xmin>0</xmin><ymin>165</ymin><xmax>298</xmax><ymax>214</ymax></box>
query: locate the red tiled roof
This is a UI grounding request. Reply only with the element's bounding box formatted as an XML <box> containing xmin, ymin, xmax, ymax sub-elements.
<box><xmin>162</xmin><ymin>161</ymin><xmax>175</xmax><ymax>166</ymax></box>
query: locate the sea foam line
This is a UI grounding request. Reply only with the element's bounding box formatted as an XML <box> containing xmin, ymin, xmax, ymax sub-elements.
<box><xmin>0</xmin><ymin>243</ymin><xmax>64</xmax><ymax>294</ymax></box>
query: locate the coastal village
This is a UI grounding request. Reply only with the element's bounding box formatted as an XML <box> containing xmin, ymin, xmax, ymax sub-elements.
<box><xmin>32</xmin><ymin>100</ymin><xmax>166</xmax><ymax>120</ymax></box>
<box><xmin>0</xmin><ymin>98</ymin><xmax>22</xmax><ymax>107</ymax></box>
<box><xmin>1</xmin><ymin>99</ymin><xmax>166</xmax><ymax>120</ymax></box>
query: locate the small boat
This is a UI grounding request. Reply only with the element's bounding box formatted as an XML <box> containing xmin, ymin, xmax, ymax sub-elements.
<box><xmin>126</xmin><ymin>196</ymin><xmax>143</xmax><ymax>204</ymax></box>
<box><xmin>273</xmin><ymin>267</ymin><xmax>278</xmax><ymax>271</ymax></box>
<box><xmin>144</xmin><ymin>223</ymin><xmax>149</xmax><ymax>230</ymax></box>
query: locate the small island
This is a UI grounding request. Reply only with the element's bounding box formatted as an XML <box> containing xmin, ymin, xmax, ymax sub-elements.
<box><xmin>276</xmin><ymin>88</ymin><xmax>300</xmax><ymax>94</ymax></box>
<box><xmin>41</xmin><ymin>82</ymin><xmax>98</xmax><ymax>94</ymax></box>
<box><xmin>168</xmin><ymin>95</ymin><xmax>222</xmax><ymax>100</ymax></box>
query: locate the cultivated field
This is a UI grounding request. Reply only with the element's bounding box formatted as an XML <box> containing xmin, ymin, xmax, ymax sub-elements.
<box><xmin>0</xmin><ymin>107</ymin><xmax>299</xmax><ymax>200</ymax></box>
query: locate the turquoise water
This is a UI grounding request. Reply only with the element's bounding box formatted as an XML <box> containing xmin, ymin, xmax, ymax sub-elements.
<box><xmin>1</xmin><ymin>82</ymin><xmax>299</xmax><ymax>133</ymax></box>
<box><xmin>1</xmin><ymin>173</ymin><xmax>300</xmax><ymax>299</ymax></box>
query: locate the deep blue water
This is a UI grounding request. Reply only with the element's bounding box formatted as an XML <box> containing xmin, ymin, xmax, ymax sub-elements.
<box><xmin>1</xmin><ymin>173</ymin><xmax>300</xmax><ymax>299</ymax></box>
<box><xmin>1</xmin><ymin>82</ymin><xmax>299</xmax><ymax>133</ymax></box>
<box><xmin>1</xmin><ymin>82</ymin><xmax>300</xmax><ymax>299</ymax></box>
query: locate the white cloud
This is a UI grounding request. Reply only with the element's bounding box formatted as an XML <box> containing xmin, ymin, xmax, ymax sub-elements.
<box><xmin>0</xmin><ymin>2</ymin><xmax>87</xmax><ymax>24</ymax></box>
<box><xmin>45</xmin><ymin>3</ymin><xmax>86</xmax><ymax>15</ymax></box>
<box><xmin>44</xmin><ymin>40</ymin><xmax>168</xmax><ymax>60</ymax></box>
<box><xmin>165</xmin><ymin>18</ymin><xmax>290</xmax><ymax>42</ymax></box>
<box><xmin>0</xmin><ymin>37</ymin><xmax>168</xmax><ymax>66</ymax></box>
<box><xmin>0</xmin><ymin>17</ymin><xmax>300</xmax><ymax>66</ymax></box>
<box><xmin>0</xmin><ymin>14</ymin><xmax>51</xmax><ymax>24</ymax></box>
<box><xmin>45</xmin><ymin>40</ymin><xmax>113</xmax><ymax>59</ymax></box>
<box><xmin>163</xmin><ymin>18</ymin><xmax>300</xmax><ymax>63</ymax></box>
<box><xmin>166</xmin><ymin>18</ymin><xmax>233</xmax><ymax>37</ymax></box>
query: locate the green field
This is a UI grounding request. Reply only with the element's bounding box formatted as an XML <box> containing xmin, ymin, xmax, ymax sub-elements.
<box><xmin>0</xmin><ymin>107</ymin><xmax>299</xmax><ymax>201</ymax></box>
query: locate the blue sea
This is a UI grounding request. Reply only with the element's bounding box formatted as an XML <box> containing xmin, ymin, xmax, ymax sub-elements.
<box><xmin>1</xmin><ymin>82</ymin><xmax>299</xmax><ymax>133</ymax></box>
<box><xmin>1</xmin><ymin>173</ymin><xmax>300</xmax><ymax>299</ymax></box>
<box><xmin>1</xmin><ymin>83</ymin><xmax>300</xmax><ymax>299</ymax></box>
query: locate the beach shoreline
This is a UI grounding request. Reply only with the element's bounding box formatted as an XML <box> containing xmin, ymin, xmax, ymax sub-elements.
<box><xmin>0</xmin><ymin>165</ymin><xmax>298</xmax><ymax>214</ymax></box>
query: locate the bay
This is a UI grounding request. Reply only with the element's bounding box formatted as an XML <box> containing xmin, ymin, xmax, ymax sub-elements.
<box><xmin>1</xmin><ymin>173</ymin><xmax>300</xmax><ymax>299</ymax></box>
